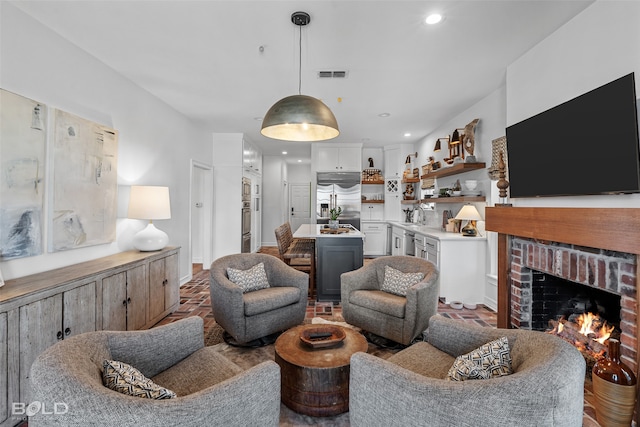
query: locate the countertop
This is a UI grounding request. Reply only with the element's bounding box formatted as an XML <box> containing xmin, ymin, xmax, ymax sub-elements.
<box><xmin>294</xmin><ymin>224</ymin><xmax>364</xmax><ymax>238</ymax></box>
<box><xmin>388</xmin><ymin>221</ymin><xmax>487</xmax><ymax>241</ymax></box>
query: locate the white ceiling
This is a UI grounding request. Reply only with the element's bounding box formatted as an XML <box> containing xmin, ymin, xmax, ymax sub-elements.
<box><xmin>11</xmin><ymin>0</ymin><xmax>593</xmax><ymax>162</ymax></box>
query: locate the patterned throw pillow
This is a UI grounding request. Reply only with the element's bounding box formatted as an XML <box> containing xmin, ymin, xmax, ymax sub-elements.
<box><xmin>226</xmin><ymin>262</ymin><xmax>270</xmax><ymax>293</ymax></box>
<box><xmin>446</xmin><ymin>336</ymin><xmax>513</xmax><ymax>381</ymax></box>
<box><xmin>380</xmin><ymin>265</ymin><xmax>424</xmax><ymax>296</ymax></box>
<box><xmin>102</xmin><ymin>360</ymin><xmax>176</xmax><ymax>399</ymax></box>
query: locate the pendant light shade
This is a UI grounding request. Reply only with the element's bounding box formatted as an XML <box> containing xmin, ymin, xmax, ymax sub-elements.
<box><xmin>261</xmin><ymin>94</ymin><xmax>339</xmax><ymax>141</ymax></box>
<box><xmin>261</xmin><ymin>11</ymin><xmax>339</xmax><ymax>142</ymax></box>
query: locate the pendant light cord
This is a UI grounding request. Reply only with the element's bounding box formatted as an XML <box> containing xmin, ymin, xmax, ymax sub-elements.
<box><xmin>298</xmin><ymin>24</ymin><xmax>302</xmax><ymax>95</ymax></box>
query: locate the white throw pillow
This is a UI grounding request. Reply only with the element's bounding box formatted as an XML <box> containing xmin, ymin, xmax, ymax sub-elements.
<box><xmin>103</xmin><ymin>360</ymin><xmax>176</xmax><ymax>399</ymax></box>
<box><xmin>381</xmin><ymin>265</ymin><xmax>424</xmax><ymax>296</ymax></box>
<box><xmin>446</xmin><ymin>336</ymin><xmax>513</xmax><ymax>381</ymax></box>
<box><xmin>226</xmin><ymin>262</ymin><xmax>270</xmax><ymax>293</ymax></box>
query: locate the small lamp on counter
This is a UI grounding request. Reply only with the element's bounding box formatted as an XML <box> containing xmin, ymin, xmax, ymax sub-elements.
<box><xmin>128</xmin><ymin>185</ymin><xmax>171</xmax><ymax>251</ymax></box>
<box><xmin>455</xmin><ymin>204</ymin><xmax>483</xmax><ymax>237</ymax></box>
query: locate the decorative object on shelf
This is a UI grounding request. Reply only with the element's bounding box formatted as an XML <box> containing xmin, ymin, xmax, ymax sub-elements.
<box><xmin>403</xmin><ymin>183</ymin><xmax>415</xmax><ymax>200</ymax></box>
<box><xmin>128</xmin><ymin>186</ymin><xmax>172</xmax><ymax>251</ymax></box>
<box><xmin>463</xmin><ymin>119</ymin><xmax>480</xmax><ymax>162</ymax></box>
<box><xmin>592</xmin><ymin>338</ymin><xmax>637</xmax><ymax>427</ymax></box>
<box><xmin>0</xmin><ymin>266</ymin><xmax>4</xmax><ymax>288</ymax></box>
<box><xmin>488</xmin><ymin>136</ymin><xmax>508</xmax><ymax>180</ymax></box>
<box><xmin>455</xmin><ymin>204</ymin><xmax>483</xmax><ymax>237</ymax></box>
<box><xmin>261</xmin><ymin>11</ymin><xmax>339</xmax><ymax>142</ymax></box>
<box><xmin>329</xmin><ymin>206</ymin><xmax>342</xmax><ymax>229</ymax></box>
<box><xmin>496</xmin><ymin>152</ymin><xmax>512</xmax><ymax>206</ymax></box>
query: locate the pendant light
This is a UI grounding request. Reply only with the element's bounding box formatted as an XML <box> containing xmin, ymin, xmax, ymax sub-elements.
<box><xmin>261</xmin><ymin>11</ymin><xmax>339</xmax><ymax>142</ymax></box>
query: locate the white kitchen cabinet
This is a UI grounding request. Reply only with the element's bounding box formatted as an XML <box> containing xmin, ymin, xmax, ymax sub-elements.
<box><xmin>314</xmin><ymin>146</ymin><xmax>361</xmax><ymax>171</ymax></box>
<box><xmin>391</xmin><ymin>226</ymin><xmax>404</xmax><ymax>256</ymax></box>
<box><xmin>362</xmin><ymin>203</ymin><xmax>384</xmax><ymax>221</ymax></box>
<box><xmin>384</xmin><ymin>177</ymin><xmax>401</xmax><ymax>221</ymax></box>
<box><xmin>362</xmin><ymin>222</ymin><xmax>388</xmax><ymax>256</ymax></box>
<box><xmin>243</xmin><ymin>139</ymin><xmax>262</xmax><ymax>175</ymax></box>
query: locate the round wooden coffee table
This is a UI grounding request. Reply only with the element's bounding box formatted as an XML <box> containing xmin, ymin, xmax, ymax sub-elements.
<box><xmin>274</xmin><ymin>323</ymin><xmax>368</xmax><ymax>417</ymax></box>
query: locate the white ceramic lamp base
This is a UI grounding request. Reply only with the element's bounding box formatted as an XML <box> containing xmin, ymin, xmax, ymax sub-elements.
<box><xmin>133</xmin><ymin>223</ymin><xmax>168</xmax><ymax>251</ymax></box>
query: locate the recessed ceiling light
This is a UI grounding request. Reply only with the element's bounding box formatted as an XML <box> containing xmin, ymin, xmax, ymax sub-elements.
<box><xmin>378</xmin><ymin>113</ymin><xmax>391</xmax><ymax>118</ymax></box>
<box><xmin>282</xmin><ymin>151</ymin><xmax>288</xmax><ymax>155</ymax></box>
<box><xmin>426</xmin><ymin>13</ymin><xmax>443</xmax><ymax>25</ymax></box>
<box><xmin>297</xmin><ymin>159</ymin><xmax>302</xmax><ymax>162</ymax></box>
<box><xmin>404</xmin><ymin>133</ymin><xmax>411</xmax><ymax>137</ymax></box>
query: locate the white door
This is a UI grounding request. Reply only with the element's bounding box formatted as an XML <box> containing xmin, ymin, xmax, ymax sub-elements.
<box><xmin>190</xmin><ymin>160</ymin><xmax>213</xmax><ymax>269</ymax></box>
<box><xmin>289</xmin><ymin>182</ymin><xmax>311</xmax><ymax>232</ymax></box>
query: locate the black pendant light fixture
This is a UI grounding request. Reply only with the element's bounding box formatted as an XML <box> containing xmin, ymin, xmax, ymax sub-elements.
<box><xmin>261</xmin><ymin>11</ymin><xmax>339</xmax><ymax>142</ymax></box>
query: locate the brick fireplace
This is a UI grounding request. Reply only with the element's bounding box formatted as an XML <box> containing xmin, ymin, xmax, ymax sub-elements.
<box><xmin>486</xmin><ymin>207</ymin><xmax>640</xmax><ymax>411</ymax></box>
<box><xmin>508</xmin><ymin>237</ymin><xmax>637</xmax><ymax>370</ymax></box>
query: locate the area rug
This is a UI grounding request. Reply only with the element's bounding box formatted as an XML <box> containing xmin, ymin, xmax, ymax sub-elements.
<box><xmin>204</xmin><ymin>318</ymin><xmax>399</xmax><ymax>426</ymax></box>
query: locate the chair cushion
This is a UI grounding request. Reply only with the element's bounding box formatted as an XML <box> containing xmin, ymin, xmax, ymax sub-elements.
<box><xmin>446</xmin><ymin>336</ymin><xmax>513</xmax><ymax>381</ymax></box>
<box><xmin>103</xmin><ymin>360</ymin><xmax>176</xmax><ymax>399</ymax></box>
<box><xmin>227</xmin><ymin>262</ymin><xmax>270</xmax><ymax>293</ymax></box>
<box><xmin>387</xmin><ymin>341</ymin><xmax>455</xmax><ymax>379</ymax></box>
<box><xmin>380</xmin><ymin>265</ymin><xmax>424</xmax><ymax>296</ymax></box>
<box><xmin>349</xmin><ymin>289</ymin><xmax>406</xmax><ymax>318</ymax></box>
<box><xmin>151</xmin><ymin>347</ymin><xmax>244</xmax><ymax>396</ymax></box>
<box><xmin>243</xmin><ymin>286</ymin><xmax>302</xmax><ymax>316</ymax></box>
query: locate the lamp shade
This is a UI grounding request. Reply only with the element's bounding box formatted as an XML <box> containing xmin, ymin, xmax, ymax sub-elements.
<box><xmin>260</xmin><ymin>95</ymin><xmax>339</xmax><ymax>142</ymax></box>
<box><xmin>455</xmin><ymin>204</ymin><xmax>482</xmax><ymax>221</ymax></box>
<box><xmin>128</xmin><ymin>186</ymin><xmax>171</xmax><ymax>220</ymax></box>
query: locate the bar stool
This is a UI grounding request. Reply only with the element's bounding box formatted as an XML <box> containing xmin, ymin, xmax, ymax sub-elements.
<box><xmin>275</xmin><ymin>222</ymin><xmax>316</xmax><ymax>298</ymax></box>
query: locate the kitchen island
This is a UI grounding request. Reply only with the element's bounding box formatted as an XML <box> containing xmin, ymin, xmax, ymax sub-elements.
<box><xmin>294</xmin><ymin>224</ymin><xmax>364</xmax><ymax>302</ymax></box>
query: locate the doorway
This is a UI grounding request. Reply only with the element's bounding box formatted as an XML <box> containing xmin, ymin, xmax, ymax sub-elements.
<box><xmin>289</xmin><ymin>182</ymin><xmax>311</xmax><ymax>232</ymax></box>
<box><xmin>190</xmin><ymin>160</ymin><xmax>213</xmax><ymax>274</ymax></box>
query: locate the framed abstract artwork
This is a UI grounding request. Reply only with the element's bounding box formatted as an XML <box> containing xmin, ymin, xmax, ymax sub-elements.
<box><xmin>50</xmin><ymin>109</ymin><xmax>118</xmax><ymax>251</ymax></box>
<box><xmin>0</xmin><ymin>89</ymin><xmax>46</xmax><ymax>260</ymax></box>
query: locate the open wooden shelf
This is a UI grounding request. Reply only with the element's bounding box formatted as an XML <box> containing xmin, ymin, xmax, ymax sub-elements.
<box><xmin>421</xmin><ymin>196</ymin><xmax>485</xmax><ymax>203</ymax></box>
<box><xmin>361</xmin><ymin>180</ymin><xmax>384</xmax><ymax>185</ymax></box>
<box><xmin>420</xmin><ymin>162</ymin><xmax>486</xmax><ymax>179</ymax></box>
<box><xmin>362</xmin><ymin>200</ymin><xmax>384</xmax><ymax>204</ymax></box>
<box><xmin>401</xmin><ymin>178</ymin><xmax>420</xmax><ymax>183</ymax></box>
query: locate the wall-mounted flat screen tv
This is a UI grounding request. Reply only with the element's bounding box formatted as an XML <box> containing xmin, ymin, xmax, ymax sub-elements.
<box><xmin>506</xmin><ymin>73</ymin><xmax>639</xmax><ymax>198</ymax></box>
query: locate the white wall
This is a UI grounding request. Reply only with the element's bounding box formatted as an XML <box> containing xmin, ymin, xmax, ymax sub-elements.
<box><xmin>0</xmin><ymin>3</ymin><xmax>211</xmax><ymax>282</ymax></box>
<box><xmin>505</xmin><ymin>0</ymin><xmax>640</xmax><ymax>209</ymax></box>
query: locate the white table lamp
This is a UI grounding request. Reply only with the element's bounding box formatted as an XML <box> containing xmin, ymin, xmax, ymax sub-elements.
<box><xmin>128</xmin><ymin>186</ymin><xmax>171</xmax><ymax>251</ymax></box>
<box><xmin>455</xmin><ymin>204</ymin><xmax>483</xmax><ymax>237</ymax></box>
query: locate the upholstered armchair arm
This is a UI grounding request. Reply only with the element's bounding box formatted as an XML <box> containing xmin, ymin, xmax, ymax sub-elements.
<box><xmin>403</xmin><ymin>270</ymin><xmax>440</xmax><ymax>343</ymax></box>
<box><xmin>107</xmin><ymin>317</ymin><xmax>204</xmax><ymax>378</ymax></box>
<box><xmin>341</xmin><ymin>263</ymin><xmax>379</xmax><ymax>292</ymax></box>
<box><xmin>350</xmin><ymin>351</ymin><xmax>583</xmax><ymax>427</ymax></box>
<box><xmin>209</xmin><ymin>264</ymin><xmax>246</xmax><ymax>333</ymax></box>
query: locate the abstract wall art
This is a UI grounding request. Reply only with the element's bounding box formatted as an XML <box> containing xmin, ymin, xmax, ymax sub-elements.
<box><xmin>0</xmin><ymin>89</ymin><xmax>46</xmax><ymax>260</ymax></box>
<box><xmin>51</xmin><ymin>109</ymin><xmax>118</xmax><ymax>251</ymax></box>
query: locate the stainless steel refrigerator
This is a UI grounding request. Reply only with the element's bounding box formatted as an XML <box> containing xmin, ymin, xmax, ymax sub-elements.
<box><xmin>316</xmin><ymin>172</ymin><xmax>361</xmax><ymax>230</ymax></box>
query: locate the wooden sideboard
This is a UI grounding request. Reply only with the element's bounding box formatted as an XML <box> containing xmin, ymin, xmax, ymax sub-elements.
<box><xmin>0</xmin><ymin>247</ymin><xmax>180</xmax><ymax>427</ymax></box>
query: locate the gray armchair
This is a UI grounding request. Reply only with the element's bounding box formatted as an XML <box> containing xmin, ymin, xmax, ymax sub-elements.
<box><xmin>210</xmin><ymin>253</ymin><xmax>308</xmax><ymax>345</ymax></box>
<box><xmin>341</xmin><ymin>255</ymin><xmax>439</xmax><ymax>345</ymax></box>
<box><xmin>29</xmin><ymin>316</ymin><xmax>280</xmax><ymax>426</ymax></box>
<box><xmin>350</xmin><ymin>315</ymin><xmax>585</xmax><ymax>427</ymax></box>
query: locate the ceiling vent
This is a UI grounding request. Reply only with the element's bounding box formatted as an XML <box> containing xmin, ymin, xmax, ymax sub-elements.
<box><xmin>318</xmin><ymin>70</ymin><xmax>348</xmax><ymax>79</ymax></box>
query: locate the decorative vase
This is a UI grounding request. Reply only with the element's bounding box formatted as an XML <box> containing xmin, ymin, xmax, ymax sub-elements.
<box><xmin>592</xmin><ymin>338</ymin><xmax>637</xmax><ymax>427</ymax></box>
<box><xmin>329</xmin><ymin>220</ymin><xmax>339</xmax><ymax>230</ymax></box>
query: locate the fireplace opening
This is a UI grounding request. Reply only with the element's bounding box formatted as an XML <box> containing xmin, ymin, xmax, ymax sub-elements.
<box><xmin>531</xmin><ymin>270</ymin><xmax>621</xmax><ymax>333</ymax></box>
